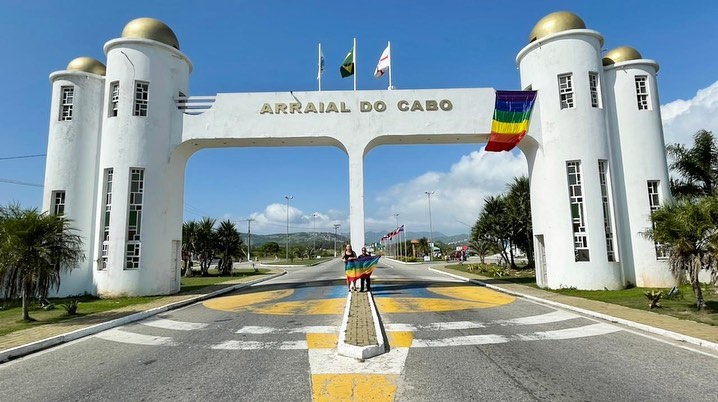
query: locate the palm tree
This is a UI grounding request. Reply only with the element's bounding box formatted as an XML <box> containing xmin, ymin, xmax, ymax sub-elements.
<box><xmin>215</xmin><ymin>220</ymin><xmax>243</xmax><ymax>276</ymax></box>
<box><xmin>182</xmin><ymin>220</ymin><xmax>198</xmax><ymax>277</ymax></box>
<box><xmin>506</xmin><ymin>176</ymin><xmax>533</xmax><ymax>266</ymax></box>
<box><xmin>473</xmin><ymin>195</ymin><xmax>513</xmax><ymax>266</ymax></box>
<box><xmin>644</xmin><ymin>197</ymin><xmax>718</xmax><ymax>309</ymax></box>
<box><xmin>195</xmin><ymin>217</ymin><xmax>217</xmax><ymax>276</ymax></box>
<box><xmin>417</xmin><ymin>237</ymin><xmax>430</xmax><ymax>257</ymax></box>
<box><xmin>666</xmin><ymin>129</ymin><xmax>718</xmax><ymax>199</ymax></box>
<box><xmin>0</xmin><ymin>203</ymin><xmax>84</xmax><ymax>321</ymax></box>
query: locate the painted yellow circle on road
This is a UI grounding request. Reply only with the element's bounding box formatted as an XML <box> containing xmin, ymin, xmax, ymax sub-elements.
<box><xmin>203</xmin><ymin>289</ymin><xmax>294</xmax><ymax>312</ymax></box>
<box><xmin>427</xmin><ymin>285</ymin><xmax>515</xmax><ymax>305</ymax></box>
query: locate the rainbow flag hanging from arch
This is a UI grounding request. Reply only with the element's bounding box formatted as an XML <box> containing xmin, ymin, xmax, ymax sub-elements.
<box><xmin>345</xmin><ymin>255</ymin><xmax>380</xmax><ymax>282</ymax></box>
<box><xmin>485</xmin><ymin>90</ymin><xmax>538</xmax><ymax>152</ymax></box>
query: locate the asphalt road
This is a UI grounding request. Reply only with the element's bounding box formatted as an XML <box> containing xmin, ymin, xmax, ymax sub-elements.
<box><xmin>0</xmin><ymin>259</ymin><xmax>716</xmax><ymax>401</ymax></box>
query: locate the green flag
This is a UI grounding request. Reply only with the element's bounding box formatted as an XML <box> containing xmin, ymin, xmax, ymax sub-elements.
<box><xmin>340</xmin><ymin>48</ymin><xmax>354</xmax><ymax>78</ymax></box>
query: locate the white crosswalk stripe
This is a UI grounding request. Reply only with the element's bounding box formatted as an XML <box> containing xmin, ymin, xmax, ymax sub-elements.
<box><xmin>142</xmin><ymin>318</ymin><xmax>209</xmax><ymax>331</ymax></box>
<box><xmin>95</xmin><ymin>328</ymin><xmax>176</xmax><ymax>346</ymax></box>
<box><xmin>236</xmin><ymin>325</ymin><xmax>336</xmax><ymax>334</ymax></box>
<box><xmin>211</xmin><ymin>340</ymin><xmax>308</xmax><ymax>350</ymax></box>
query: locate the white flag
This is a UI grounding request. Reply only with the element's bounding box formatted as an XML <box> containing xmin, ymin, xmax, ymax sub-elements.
<box><xmin>374</xmin><ymin>45</ymin><xmax>390</xmax><ymax>78</ymax></box>
<box><xmin>317</xmin><ymin>49</ymin><xmax>325</xmax><ymax>80</ymax></box>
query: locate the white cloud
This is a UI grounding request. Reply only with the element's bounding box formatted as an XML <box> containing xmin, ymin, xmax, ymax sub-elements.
<box><xmin>661</xmin><ymin>80</ymin><xmax>718</xmax><ymax>145</ymax></box>
<box><xmin>248</xmin><ymin>203</ymin><xmax>346</xmax><ymax>234</ymax></box>
<box><xmin>370</xmin><ymin>148</ymin><xmax>528</xmax><ymax>236</ymax></box>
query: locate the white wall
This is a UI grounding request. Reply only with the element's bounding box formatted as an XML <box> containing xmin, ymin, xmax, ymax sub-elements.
<box><xmin>44</xmin><ymin>71</ymin><xmax>104</xmax><ymax>297</ymax></box>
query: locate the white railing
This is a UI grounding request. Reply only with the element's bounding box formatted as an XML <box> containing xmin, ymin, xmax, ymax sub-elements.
<box><xmin>174</xmin><ymin>96</ymin><xmax>216</xmax><ymax>115</ymax></box>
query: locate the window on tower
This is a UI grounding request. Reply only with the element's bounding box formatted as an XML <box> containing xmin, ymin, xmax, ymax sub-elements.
<box><xmin>598</xmin><ymin>161</ymin><xmax>616</xmax><ymax>262</ymax></box>
<box><xmin>635</xmin><ymin>76</ymin><xmax>650</xmax><ymax>110</ymax></box>
<box><xmin>60</xmin><ymin>86</ymin><xmax>74</xmax><ymax>121</ymax></box>
<box><xmin>589</xmin><ymin>72</ymin><xmax>600</xmax><ymax>108</ymax></box>
<box><xmin>99</xmin><ymin>168</ymin><xmax>113</xmax><ymax>270</ymax></box>
<box><xmin>109</xmin><ymin>81</ymin><xmax>119</xmax><ymax>117</ymax></box>
<box><xmin>647</xmin><ymin>180</ymin><xmax>667</xmax><ymax>259</ymax></box>
<box><xmin>558</xmin><ymin>74</ymin><xmax>574</xmax><ymax>109</ymax></box>
<box><xmin>125</xmin><ymin>168</ymin><xmax>144</xmax><ymax>269</ymax></box>
<box><xmin>567</xmin><ymin>161</ymin><xmax>589</xmax><ymax>261</ymax></box>
<box><xmin>51</xmin><ymin>190</ymin><xmax>66</xmax><ymax>216</ymax></box>
<box><xmin>133</xmin><ymin>81</ymin><xmax>149</xmax><ymax>117</ymax></box>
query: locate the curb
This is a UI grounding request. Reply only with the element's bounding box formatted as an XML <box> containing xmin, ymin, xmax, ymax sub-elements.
<box><xmin>0</xmin><ymin>271</ymin><xmax>286</xmax><ymax>364</ymax></box>
<box><xmin>337</xmin><ymin>291</ymin><xmax>386</xmax><ymax>360</ymax></box>
<box><xmin>429</xmin><ymin>267</ymin><xmax>718</xmax><ymax>353</ymax></box>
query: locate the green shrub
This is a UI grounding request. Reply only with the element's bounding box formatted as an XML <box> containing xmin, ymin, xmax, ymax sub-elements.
<box><xmin>61</xmin><ymin>300</ymin><xmax>79</xmax><ymax>315</ymax></box>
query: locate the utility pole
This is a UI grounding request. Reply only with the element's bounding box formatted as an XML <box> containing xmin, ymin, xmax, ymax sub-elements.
<box><xmin>246</xmin><ymin>218</ymin><xmax>255</xmax><ymax>262</ymax></box>
<box><xmin>313</xmin><ymin>213</ymin><xmax>317</xmax><ymax>258</ymax></box>
<box><xmin>333</xmin><ymin>223</ymin><xmax>341</xmax><ymax>258</ymax></box>
<box><xmin>394</xmin><ymin>213</ymin><xmax>400</xmax><ymax>258</ymax></box>
<box><xmin>285</xmin><ymin>195</ymin><xmax>293</xmax><ymax>262</ymax></box>
<box><xmin>425</xmin><ymin>191</ymin><xmax>435</xmax><ymax>261</ymax></box>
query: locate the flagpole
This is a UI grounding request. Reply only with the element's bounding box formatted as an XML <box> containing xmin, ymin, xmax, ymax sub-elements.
<box><xmin>353</xmin><ymin>37</ymin><xmax>357</xmax><ymax>91</ymax></box>
<box><xmin>388</xmin><ymin>41</ymin><xmax>393</xmax><ymax>90</ymax></box>
<box><xmin>318</xmin><ymin>43</ymin><xmax>322</xmax><ymax>92</ymax></box>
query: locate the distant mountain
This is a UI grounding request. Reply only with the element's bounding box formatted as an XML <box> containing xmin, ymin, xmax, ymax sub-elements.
<box><xmin>244</xmin><ymin>231</ymin><xmax>469</xmax><ymax>248</ymax></box>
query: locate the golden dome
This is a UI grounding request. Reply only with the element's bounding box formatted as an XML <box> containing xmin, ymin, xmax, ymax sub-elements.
<box><xmin>121</xmin><ymin>17</ymin><xmax>179</xmax><ymax>49</ymax></box>
<box><xmin>529</xmin><ymin>11</ymin><xmax>586</xmax><ymax>43</ymax></box>
<box><xmin>66</xmin><ymin>57</ymin><xmax>106</xmax><ymax>75</ymax></box>
<box><xmin>602</xmin><ymin>46</ymin><xmax>642</xmax><ymax>66</ymax></box>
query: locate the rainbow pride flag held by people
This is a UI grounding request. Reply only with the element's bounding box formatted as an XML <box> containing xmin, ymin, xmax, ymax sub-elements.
<box><xmin>345</xmin><ymin>255</ymin><xmax>381</xmax><ymax>282</ymax></box>
<box><xmin>485</xmin><ymin>90</ymin><xmax>538</xmax><ymax>152</ymax></box>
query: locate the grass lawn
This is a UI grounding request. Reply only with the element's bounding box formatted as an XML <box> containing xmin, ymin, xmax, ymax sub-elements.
<box><xmin>0</xmin><ymin>268</ymin><xmax>274</xmax><ymax>337</ymax></box>
<box><xmin>446</xmin><ymin>263</ymin><xmax>717</xmax><ymax>326</ymax></box>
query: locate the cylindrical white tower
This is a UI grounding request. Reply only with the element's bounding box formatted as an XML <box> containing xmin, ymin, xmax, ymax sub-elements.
<box><xmin>44</xmin><ymin>57</ymin><xmax>106</xmax><ymax>296</ymax></box>
<box><xmin>603</xmin><ymin>47</ymin><xmax>673</xmax><ymax>287</ymax></box>
<box><xmin>517</xmin><ymin>12</ymin><xmax>623</xmax><ymax>289</ymax></box>
<box><xmin>93</xmin><ymin>18</ymin><xmax>191</xmax><ymax>296</ymax></box>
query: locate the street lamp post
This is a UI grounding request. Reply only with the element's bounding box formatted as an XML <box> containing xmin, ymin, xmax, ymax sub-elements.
<box><xmin>393</xmin><ymin>213</ymin><xmax>400</xmax><ymax>258</ymax></box>
<box><xmin>313</xmin><ymin>213</ymin><xmax>317</xmax><ymax>259</ymax></box>
<box><xmin>285</xmin><ymin>195</ymin><xmax>293</xmax><ymax>262</ymax></box>
<box><xmin>246</xmin><ymin>218</ymin><xmax>255</xmax><ymax>262</ymax></box>
<box><xmin>425</xmin><ymin>191</ymin><xmax>434</xmax><ymax>260</ymax></box>
<box><xmin>333</xmin><ymin>223</ymin><xmax>341</xmax><ymax>258</ymax></box>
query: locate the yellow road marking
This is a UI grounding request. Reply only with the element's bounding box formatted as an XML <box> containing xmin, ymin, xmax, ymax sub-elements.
<box><xmin>427</xmin><ymin>285</ymin><xmax>515</xmax><ymax>305</ymax></box>
<box><xmin>312</xmin><ymin>374</ymin><xmax>398</xmax><ymax>402</ymax></box>
<box><xmin>307</xmin><ymin>333</ymin><xmax>338</xmax><ymax>349</ymax></box>
<box><xmin>250</xmin><ymin>299</ymin><xmax>346</xmax><ymax>315</ymax></box>
<box><xmin>202</xmin><ymin>289</ymin><xmax>294</xmax><ymax>311</ymax></box>
<box><xmin>387</xmin><ymin>331</ymin><xmax>413</xmax><ymax>348</ymax></box>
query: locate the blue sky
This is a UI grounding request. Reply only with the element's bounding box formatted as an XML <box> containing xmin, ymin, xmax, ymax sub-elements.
<box><xmin>2</xmin><ymin>1</ymin><xmax>718</xmax><ymax>238</ymax></box>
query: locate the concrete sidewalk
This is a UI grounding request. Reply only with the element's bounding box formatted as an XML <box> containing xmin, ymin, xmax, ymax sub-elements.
<box><xmin>430</xmin><ymin>265</ymin><xmax>718</xmax><ymax>352</ymax></box>
<box><xmin>0</xmin><ymin>270</ymin><xmax>285</xmax><ymax>363</ymax></box>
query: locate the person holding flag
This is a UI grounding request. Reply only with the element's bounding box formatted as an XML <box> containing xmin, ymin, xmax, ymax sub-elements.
<box><xmin>341</xmin><ymin>243</ymin><xmax>358</xmax><ymax>291</ymax></box>
<box><xmin>345</xmin><ymin>246</ymin><xmax>380</xmax><ymax>293</ymax></box>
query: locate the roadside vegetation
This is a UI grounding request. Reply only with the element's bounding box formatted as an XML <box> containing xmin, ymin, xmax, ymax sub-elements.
<box><xmin>0</xmin><ymin>268</ymin><xmax>272</xmax><ymax>337</ymax></box>
<box><xmin>446</xmin><ymin>262</ymin><xmax>717</xmax><ymax>326</ymax></box>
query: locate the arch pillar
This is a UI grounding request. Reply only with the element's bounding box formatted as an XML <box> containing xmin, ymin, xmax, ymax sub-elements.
<box><xmin>347</xmin><ymin>146</ymin><xmax>366</xmax><ymax>249</ymax></box>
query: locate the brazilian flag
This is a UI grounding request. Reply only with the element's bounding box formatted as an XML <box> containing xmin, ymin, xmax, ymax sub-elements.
<box><xmin>340</xmin><ymin>48</ymin><xmax>354</xmax><ymax>78</ymax></box>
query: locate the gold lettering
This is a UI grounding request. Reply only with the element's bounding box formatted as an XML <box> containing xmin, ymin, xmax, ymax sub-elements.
<box><xmin>260</xmin><ymin>103</ymin><xmax>273</xmax><ymax>114</ymax></box>
<box><xmin>374</xmin><ymin>101</ymin><xmax>387</xmax><ymax>112</ymax></box>
<box><xmin>319</xmin><ymin>102</ymin><xmax>325</xmax><ymax>113</ymax></box>
<box><xmin>304</xmin><ymin>102</ymin><xmax>318</xmax><ymax>113</ymax></box>
<box><xmin>439</xmin><ymin>100</ymin><xmax>453</xmax><ymax>111</ymax></box>
<box><xmin>340</xmin><ymin>102</ymin><xmax>351</xmax><ymax>113</ymax></box>
<box><xmin>410</xmin><ymin>100</ymin><xmax>424</xmax><ymax>112</ymax></box>
<box><xmin>425</xmin><ymin>100</ymin><xmax>438</xmax><ymax>111</ymax></box>
<box><xmin>360</xmin><ymin>101</ymin><xmax>372</xmax><ymax>112</ymax></box>
<box><xmin>275</xmin><ymin>103</ymin><xmax>288</xmax><ymax>114</ymax></box>
<box><xmin>289</xmin><ymin>103</ymin><xmax>302</xmax><ymax>114</ymax></box>
<box><xmin>397</xmin><ymin>100</ymin><xmax>409</xmax><ymax>111</ymax></box>
<box><xmin>325</xmin><ymin>102</ymin><xmax>339</xmax><ymax>113</ymax></box>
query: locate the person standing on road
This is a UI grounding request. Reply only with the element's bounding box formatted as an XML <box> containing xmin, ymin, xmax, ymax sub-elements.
<box><xmin>359</xmin><ymin>247</ymin><xmax>372</xmax><ymax>292</ymax></box>
<box><xmin>341</xmin><ymin>244</ymin><xmax>357</xmax><ymax>291</ymax></box>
